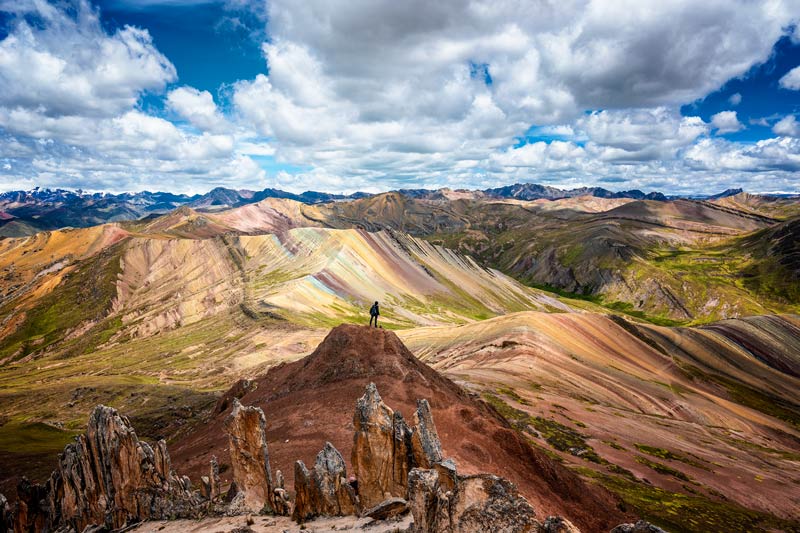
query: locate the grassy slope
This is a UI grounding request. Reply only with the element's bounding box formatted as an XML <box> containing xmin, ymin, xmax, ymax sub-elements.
<box><xmin>422</xmin><ymin>209</ymin><xmax>800</xmax><ymax>325</ymax></box>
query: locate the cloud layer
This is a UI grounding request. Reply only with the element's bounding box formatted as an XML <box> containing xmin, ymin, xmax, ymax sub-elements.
<box><xmin>1</xmin><ymin>0</ymin><xmax>799</xmax><ymax>194</ymax></box>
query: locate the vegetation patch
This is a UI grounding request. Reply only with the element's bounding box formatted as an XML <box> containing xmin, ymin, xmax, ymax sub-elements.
<box><xmin>0</xmin><ymin>421</ymin><xmax>79</xmax><ymax>454</ymax></box>
<box><xmin>483</xmin><ymin>393</ymin><xmax>605</xmax><ymax>464</ymax></box>
<box><xmin>676</xmin><ymin>363</ymin><xmax>800</xmax><ymax>428</ymax></box>
<box><xmin>577</xmin><ymin>468</ymin><xmax>800</xmax><ymax>533</ymax></box>
<box><xmin>635</xmin><ymin>443</ymin><xmax>711</xmax><ymax>470</ymax></box>
<box><xmin>635</xmin><ymin>455</ymin><xmax>692</xmax><ymax>482</ymax></box>
<box><xmin>497</xmin><ymin>386</ymin><xmax>531</xmax><ymax>406</ymax></box>
<box><xmin>0</xmin><ymin>243</ymin><xmax>125</xmax><ymax>361</ymax></box>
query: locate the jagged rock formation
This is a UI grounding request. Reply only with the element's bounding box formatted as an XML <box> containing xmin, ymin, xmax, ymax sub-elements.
<box><xmin>610</xmin><ymin>521</ymin><xmax>669</xmax><ymax>533</ymax></box>
<box><xmin>351</xmin><ymin>383</ymin><xmax>414</xmax><ymax>508</ymax></box>
<box><xmin>223</xmin><ymin>399</ymin><xmax>277</xmax><ymax>513</ymax></box>
<box><xmin>292</xmin><ymin>442</ymin><xmax>357</xmax><ymax>521</ymax></box>
<box><xmin>410</xmin><ymin>399</ymin><xmax>443</xmax><ymax>468</ymax></box>
<box><xmin>13</xmin><ymin>405</ymin><xmax>198</xmax><ymax>532</ymax></box>
<box><xmin>407</xmin><ymin>468</ymin><xmax>539</xmax><ymax>533</ymax></box>
<box><xmin>541</xmin><ymin>516</ymin><xmax>582</xmax><ymax>533</ymax></box>
<box><xmin>3</xmin><ymin>384</ymin><xmax>668</xmax><ymax>533</ymax></box>
<box><xmin>0</xmin><ymin>493</ymin><xmax>10</xmax><ymax>533</ymax></box>
<box><xmin>199</xmin><ymin>456</ymin><xmax>222</xmax><ymax>500</ymax></box>
<box><xmin>286</xmin><ymin>382</ymin><xmax>543</xmax><ymax>531</ymax></box>
<box><xmin>348</xmin><ymin>383</ymin><xmax>540</xmax><ymax>532</ymax></box>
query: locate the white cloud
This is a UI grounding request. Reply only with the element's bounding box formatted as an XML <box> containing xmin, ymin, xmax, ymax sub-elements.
<box><xmin>575</xmin><ymin>108</ymin><xmax>708</xmax><ymax>161</ymax></box>
<box><xmin>728</xmin><ymin>92</ymin><xmax>742</xmax><ymax>105</ymax></box>
<box><xmin>228</xmin><ymin>0</ymin><xmax>795</xmax><ymax>189</ymax></box>
<box><xmin>1</xmin><ymin>0</ymin><xmax>800</xmax><ymax>195</ymax></box>
<box><xmin>0</xmin><ymin>1</ymin><xmax>270</xmax><ymax>193</ymax></box>
<box><xmin>685</xmin><ymin>137</ymin><xmax>800</xmax><ymax>172</ymax></box>
<box><xmin>0</xmin><ymin>0</ymin><xmax>175</xmax><ymax>118</ymax></box>
<box><xmin>167</xmin><ymin>86</ymin><xmax>228</xmax><ymax>133</ymax></box>
<box><xmin>773</xmin><ymin>114</ymin><xmax>800</xmax><ymax>137</ymax></box>
<box><xmin>779</xmin><ymin>65</ymin><xmax>800</xmax><ymax>90</ymax></box>
<box><xmin>710</xmin><ymin>110</ymin><xmax>743</xmax><ymax>134</ymax></box>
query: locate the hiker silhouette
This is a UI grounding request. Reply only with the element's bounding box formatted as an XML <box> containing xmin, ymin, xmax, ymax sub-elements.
<box><xmin>369</xmin><ymin>301</ymin><xmax>380</xmax><ymax>328</ymax></box>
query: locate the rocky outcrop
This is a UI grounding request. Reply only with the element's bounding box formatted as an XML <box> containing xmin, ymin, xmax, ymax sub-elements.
<box><xmin>610</xmin><ymin>521</ymin><xmax>669</xmax><ymax>533</ymax></box>
<box><xmin>351</xmin><ymin>382</ymin><xmax>414</xmax><ymax>508</ymax></box>
<box><xmin>0</xmin><ymin>493</ymin><xmax>9</xmax><ymax>533</ymax></box>
<box><xmin>541</xmin><ymin>516</ymin><xmax>582</xmax><ymax>533</ymax></box>
<box><xmin>410</xmin><ymin>399</ymin><xmax>443</xmax><ymax>468</ymax></box>
<box><xmin>224</xmin><ymin>399</ymin><xmax>277</xmax><ymax>513</ymax></box>
<box><xmin>348</xmin><ymin>382</ymin><xmax>540</xmax><ymax>532</ymax></box>
<box><xmin>13</xmin><ymin>405</ymin><xmax>198</xmax><ymax>532</ymax></box>
<box><xmin>407</xmin><ymin>468</ymin><xmax>539</xmax><ymax>533</ymax></box>
<box><xmin>292</xmin><ymin>442</ymin><xmax>358</xmax><ymax>522</ymax></box>
<box><xmin>200</xmin><ymin>456</ymin><xmax>222</xmax><ymax>501</ymax></box>
<box><xmin>8</xmin><ymin>384</ymin><xmax>648</xmax><ymax>532</ymax></box>
<box><xmin>13</xmin><ymin>477</ymin><xmax>49</xmax><ymax>533</ymax></box>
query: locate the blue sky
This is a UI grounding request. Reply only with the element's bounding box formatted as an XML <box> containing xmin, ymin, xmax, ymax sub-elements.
<box><xmin>0</xmin><ymin>0</ymin><xmax>799</xmax><ymax>195</ymax></box>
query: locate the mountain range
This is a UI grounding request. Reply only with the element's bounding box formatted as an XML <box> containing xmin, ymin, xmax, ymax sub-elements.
<box><xmin>0</xmin><ymin>183</ymin><xmax>750</xmax><ymax>238</ymax></box>
<box><xmin>0</xmin><ymin>186</ymin><xmax>798</xmax><ymax>532</ymax></box>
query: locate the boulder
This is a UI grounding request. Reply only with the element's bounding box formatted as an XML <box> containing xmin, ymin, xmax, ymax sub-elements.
<box><xmin>541</xmin><ymin>516</ymin><xmax>582</xmax><ymax>533</ymax></box>
<box><xmin>408</xmin><ymin>467</ymin><xmax>540</xmax><ymax>533</ymax></box>
<box><xmin>363</xmin><ymin>497</ymin><xmax>409</xmax><ymax>520</ymax></box>
<box><xmin>292</xmin><ymin>442</ymin><xmax>358</xmax><ymax>521</ymax></box>
<box><xmin>14</xmin><ymin>405</ymin><xmax>198</xmax><ymax>532</ymax></box>
<box><xmin>610</xmin><ymin>521</ymin><xmax>669</xmax><ymax>533</ymax></box>
<box><xmin>223</xmin><ymin>399</ymin><xmax>276</xmax><ymax>513</ymax></box>
<box><xmin>352</xmin><ymin>382</ymin><xmax>413</xmax><ymax>508</ymax></box>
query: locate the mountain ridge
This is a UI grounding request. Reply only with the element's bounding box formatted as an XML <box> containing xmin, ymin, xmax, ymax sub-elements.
<box><xmin>5</xmin><ymin>183</ymin><xmax>783</xmax><ymax>238</ymax></box>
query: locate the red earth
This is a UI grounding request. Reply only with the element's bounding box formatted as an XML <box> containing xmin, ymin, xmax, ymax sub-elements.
<box><xmin>170</xmin><ymin>324</ymin><xmax>629</xmax><ymax>532</ymax></box>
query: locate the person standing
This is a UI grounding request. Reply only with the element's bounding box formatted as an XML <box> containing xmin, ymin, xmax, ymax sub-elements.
<box><xmin>369</xmin><ymin>301</ymin><xmax>380</xmax><ymax>328</ymax></box>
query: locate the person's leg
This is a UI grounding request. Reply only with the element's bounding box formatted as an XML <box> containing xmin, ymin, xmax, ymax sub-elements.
<box><xmin>369</xmin><ymin>315</ymin><xmax>374</xmax><ymax>327</ymax></box>
<box><xmin>374</xmin><ymin>315</ymin><xmax>378</xmax><ymax>328</ymax></box>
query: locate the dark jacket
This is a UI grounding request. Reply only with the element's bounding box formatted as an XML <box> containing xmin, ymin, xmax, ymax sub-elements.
<box><xmin>370</xmin><ymin>303</ymin><xmax>380</xmax><ymax>316</ymax></box>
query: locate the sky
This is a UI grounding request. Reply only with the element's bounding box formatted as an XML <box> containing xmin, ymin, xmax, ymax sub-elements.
<box><xmin>0</xmin><ymin>0</ymin><xmax>799</xmax><ymax>195</ymax></box>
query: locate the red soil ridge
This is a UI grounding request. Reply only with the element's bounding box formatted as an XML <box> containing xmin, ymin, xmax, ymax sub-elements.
<box><xmin>170</xmin><ymin>324</ymin><xmax>628</xmax><ymax>531</ymax></box>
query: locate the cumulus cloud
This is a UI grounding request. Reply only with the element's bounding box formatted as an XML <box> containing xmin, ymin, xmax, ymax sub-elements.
<box><xmin>710</xmin><ymin>110</ymin><xmax>743</xmax><ymax>134</ymax></box>
<box><xmin>779</xmin><ymin>65</ymin><xmax>800</xmax><ymax>90</ymax></box>
<box><xmin>685</xmin><ymin>137</ymin><xmax>800</xmax><ymax>172</ymax></box>
<box><xmin>167</xmin><ymin>86</ymin><xmax>228</xmax><ymax>133</ymax></box>
<box><xmin>0</xmin><ymin>1</ymin><xmax>267</xmax><ymax>193</ymax></box>
<box><xmin>728</xmin><ymin>92</ymin><xmax>742</xmax><ymax>105</ymax></box>
<box><xmin>773</xmin><ymin>114</ymin><xmax>800</xmax><ymax>137</ymax></box>
<box><xmin>575</xmin><ymin>107</ymin><xmax>708</xmax><ymax>161</ymax></box>
<box><xmin>228</xmin><ymin>0</ymin><xmax>796</xmax><ymax>190</ymax></box>
<box><xmin>2</xmin><ymin>0</ymin><xmax>800</xmax><ymax>194</ymax></box>
<box><xmin>0</xmin><ymin>0</ymin><xmax>176</xmax><ymax>118</ymax></box>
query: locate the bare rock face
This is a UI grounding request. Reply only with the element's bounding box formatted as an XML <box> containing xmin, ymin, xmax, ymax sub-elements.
<box><xmin>610</xmin><ymin>521</ymin><xmax>669</xmax><ymax>533</ymax></box>
<box><xmin>14</xmin><ymin>405</ymin><xmax>197</xmax><ymax>532</ymax></box>
<box><xmin>13</xmin><ymin>477</ymin><xmax>49</xmax><ymax>533</ymax></box>
<box><xmin>541</xmin><ymin>515</ymin><xmax>582</xmax><ymax>533</ymax></box>
<box><xmin>411</xmin><ymin>399</ymin><xmax>443</xmax><ymax>468</ymax></box>
<box><xmin>352</xmin><ymin>382</ymin><xmax>413</xmax><ymax>508</ymax></box>
<box><xmin>0</xmin><ymin>493</ymin><xmax>11</xmax><ymax>533</ymax></box>
<box><xmin>407</xmin><ymin>467</ymin><xmax>539</xmax><ymax>533</ymax></box>
<box><xmin>292</xmin><ymin>442</ymin><xmax>358</xmax><ymax>521</ymax></box>
<box><xmin>224</xmin><ymin>399</ymin><xmax>276</xmax><ymax>513</ymax></box>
